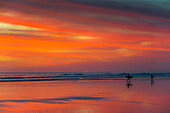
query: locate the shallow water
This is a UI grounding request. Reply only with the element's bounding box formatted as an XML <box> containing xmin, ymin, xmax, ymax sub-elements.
<box><xmin>0</xmin><ymin>78</ymin><xmax>170</xmax><ymax>113</ymax></box>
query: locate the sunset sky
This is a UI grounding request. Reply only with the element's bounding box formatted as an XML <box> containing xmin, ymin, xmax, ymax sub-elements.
<box><xmin>0</xmin><ymin>0</ymin><xmax>170</xmax><ymax>72</ymax></box>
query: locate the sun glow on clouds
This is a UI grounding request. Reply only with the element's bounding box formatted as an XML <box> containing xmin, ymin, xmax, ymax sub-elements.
<box><xmin>74</xmin><ymin>36</ymin><xmax>98</xmax><ymax>39</ymax></box>
<box><xmin>0</xmin><ymin>22</ymin><xmax>40</xmax><ymax>30</ymax></box>
<box><xmin>0</xmin><ymin>0</ymin><xmax>170</xmax><ymax>72</ymax></box>
<box><xmin>0</xmin><ymin>55</ymin><xmax>21</xmax><ymax>61</ymax></box>
<box><xmin>140</xmin><ymin>42</ymin><xmax>153</xmax><ymax>46</ymax></box>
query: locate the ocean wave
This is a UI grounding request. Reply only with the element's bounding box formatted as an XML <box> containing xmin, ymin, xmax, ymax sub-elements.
<box><xmin>0</xmin><ymin>72</ymin><xmax>169</xmax><ymax>82</ymax></box>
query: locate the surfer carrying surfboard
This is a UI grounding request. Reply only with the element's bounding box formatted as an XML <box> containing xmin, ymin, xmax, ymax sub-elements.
<box><xmin>126</xmin><ymin>73</ymin><xmax>133</xmax><ymax>81</ymax></box>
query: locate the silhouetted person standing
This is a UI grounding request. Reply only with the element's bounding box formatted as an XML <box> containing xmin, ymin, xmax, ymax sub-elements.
<box><xmin>126</xmin><ymin>73</ymin><xmax>133</xmax><ymax>82</ymax></box>
<box><xmin>151</xmin><ymin>74</ymin><xmax>154</xmax><ymax>80</ymax></box>
<box><xmin>151</xmin><ymin>74</ymin><xmax>154</xmax><ymax>86</ymax></box>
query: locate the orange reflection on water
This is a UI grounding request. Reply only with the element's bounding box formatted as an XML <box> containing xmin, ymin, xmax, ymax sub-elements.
<box><xmin>0</xmin><ymin>79</ymin><xmax>170</xmax><ymax>113</ymax></box>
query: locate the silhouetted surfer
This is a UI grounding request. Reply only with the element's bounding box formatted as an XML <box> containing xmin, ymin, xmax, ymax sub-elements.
<box><xmin>150</xmin><ymin>74</ymin><xmax>154</xmax><ymax>86</ymax></box>
<box><xmin>125</xmin><ymin>73</ymin><xmax>133</xmax><ymax>88</ymax></box>
<box><xmin>126</xmin><ymin>73</ymin><xmax>133</xmax><ymax>82</ymax></box>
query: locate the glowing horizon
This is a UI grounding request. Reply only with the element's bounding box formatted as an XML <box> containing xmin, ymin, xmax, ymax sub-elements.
<box><xmin>0</xmin><ymin>0</ymin><xmax>170</xmax><ymax>72</ymax></box>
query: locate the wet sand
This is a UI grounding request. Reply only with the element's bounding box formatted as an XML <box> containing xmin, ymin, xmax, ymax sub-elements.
<box><xmin>0</xmin><ymin>78</ymin><xmax>170</xmax><ymax>113</ymax></box>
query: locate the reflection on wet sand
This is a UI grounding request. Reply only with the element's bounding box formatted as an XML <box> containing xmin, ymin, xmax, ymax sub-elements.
<box><xmin>126</xmin><ymin>81</ymin><xmax>133</xmax><ymax>89</ymax></box>
<box><xmin>0</xmin><ymin>78</ymin><xmax>169</xmax><ymax>113</ymax></box>
<box><xmin>151</xmin><ymin>79</ymin><xmax>154</xmax><ymax>86</ymax></box>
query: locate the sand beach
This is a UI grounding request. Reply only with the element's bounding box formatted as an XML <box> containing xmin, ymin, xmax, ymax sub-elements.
<box><xmin>0</xmin><ymin>77</ymin><xmax>169</xmax><ymax>113</ymax></box>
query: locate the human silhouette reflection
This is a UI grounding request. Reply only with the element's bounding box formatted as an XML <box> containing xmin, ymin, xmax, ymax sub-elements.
<box><xmin>126</xmin><ymin>81</ymin><xmax>133</xmax><ymax>89</ymax></box>
<box><xmin>151</xmin><ymin>79</ymin><xmax>154</xmax><ymax>86</ymax></box>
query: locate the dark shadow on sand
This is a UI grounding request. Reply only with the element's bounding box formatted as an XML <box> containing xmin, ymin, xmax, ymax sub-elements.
<box><xmin>0</xmin><ymin>96</ymin><xmax>105</xmax><ymax>104</ymax></box>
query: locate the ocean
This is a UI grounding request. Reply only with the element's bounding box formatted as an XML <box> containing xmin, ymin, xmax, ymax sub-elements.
<box><xmin>0</xmin><ymin>72</ymin><xmax>169</xmax><ymax>82</ymax></box>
